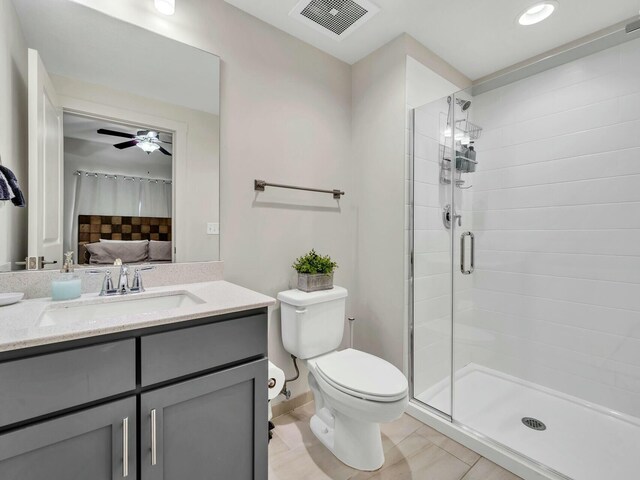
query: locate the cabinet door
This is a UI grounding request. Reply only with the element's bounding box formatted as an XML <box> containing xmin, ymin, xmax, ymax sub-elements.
<box><xmin>0</xmin><ymin>397</ymin><xmax>136</xmax><ymax>480</ymax></box>
<box><xmin>141</xmin><ymin>359</ymin><xmax>267</xmax><ymax>480</ymax></box>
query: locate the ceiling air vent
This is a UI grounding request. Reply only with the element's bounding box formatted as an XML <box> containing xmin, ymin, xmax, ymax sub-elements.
<box><xmin>289</xmin><ymin>0</ymin><xmax>379</xmax><ymax>41</ymax></box>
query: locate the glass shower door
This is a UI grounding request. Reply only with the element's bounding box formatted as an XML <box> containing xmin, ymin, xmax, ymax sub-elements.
<box><xmin>449</xmin><ymin>88</ymin><xmax>481</xmax><ymax>424</ymax></box>
<box><xmin>411</xmin><ymin>95</ymin><xmax>457</xmax><ymax>418</ymax></box>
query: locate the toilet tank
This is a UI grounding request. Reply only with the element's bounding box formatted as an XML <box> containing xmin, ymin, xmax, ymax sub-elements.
<box><xmin>277</xmin><ymin>286</ymin><xmax>348</xmax><ymax>359</ymax></box>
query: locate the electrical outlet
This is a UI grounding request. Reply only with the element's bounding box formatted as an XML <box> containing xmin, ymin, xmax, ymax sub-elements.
<box><xmin>207</xmin><ymin>223</ymin><xmax>220</xmax><ymax>235</ymax></box>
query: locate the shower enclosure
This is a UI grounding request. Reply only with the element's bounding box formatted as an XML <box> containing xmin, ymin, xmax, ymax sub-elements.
<box><xmin>409</xmin><ymin>32</ymin><xmax>640</xmax><ymax>480</ymax></box>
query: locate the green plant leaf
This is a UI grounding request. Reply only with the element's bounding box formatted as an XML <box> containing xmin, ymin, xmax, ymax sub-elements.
<box><xmin>292</xmin><ymin>249</ymin><xmax>338</xmax><ymax>274</ymax></box>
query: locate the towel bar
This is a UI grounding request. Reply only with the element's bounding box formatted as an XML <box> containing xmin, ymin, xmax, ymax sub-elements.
<box><xmin>254</xmin><ymin>179</ymin><xmax>345</xmax><ymax>199</ymax></box>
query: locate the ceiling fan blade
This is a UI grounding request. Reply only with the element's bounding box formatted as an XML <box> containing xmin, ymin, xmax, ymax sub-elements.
<box><xmin>114</xmin><ymin>140</ymin><xmax>139</xmax><ymax>149</ymax></box>
<box><xmin>158</xmin><ymin>147</ymin><xmax>172</xmax><ymax>156</ymax></box>
<box><xmin>97</xmin><ymin>128</ymin><xmax>136</xmax><ymax>139</ymax></box>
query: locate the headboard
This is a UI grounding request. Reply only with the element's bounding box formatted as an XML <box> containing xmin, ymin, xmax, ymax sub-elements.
<box><xmin>78</xmin><ymin>215</ymin><xmax>172</xmax><ymax>263</ymax></box>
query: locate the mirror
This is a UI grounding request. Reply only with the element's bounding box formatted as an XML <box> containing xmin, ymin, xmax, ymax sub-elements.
<box><xmin>0</xmin><ymin>0</ymin><xmax>220</xmax><ymax>271</ymax></box>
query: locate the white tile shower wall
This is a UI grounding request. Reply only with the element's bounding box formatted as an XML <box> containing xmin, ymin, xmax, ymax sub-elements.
<box><xmin>468</xmin><ymin>38</ymin><xmax>640</xmax><ymax>417</ymax></box>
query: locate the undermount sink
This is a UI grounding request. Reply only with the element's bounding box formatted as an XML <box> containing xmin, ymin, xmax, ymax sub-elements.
<box><xmin>38</xmin><ymin>292</ymin><xmax>205</xmax><ymax>327</ymax></box>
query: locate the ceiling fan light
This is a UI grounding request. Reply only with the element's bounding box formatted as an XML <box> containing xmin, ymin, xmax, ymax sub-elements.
<box><xmin>154</xmin><ymin>0</ymin><xmax>175</xmax><ymax>16</ymax></box>
<box><xmin>138</xmin><ymin>140</ymin><xmax>161</xmax><ymax>153</ymax></box>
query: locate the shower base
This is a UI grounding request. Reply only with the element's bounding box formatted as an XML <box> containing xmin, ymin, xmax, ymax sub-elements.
<box><xmin>415</xmin><ymin>364</ymin><xmax>640</xmax><ymax>480</ymax></box>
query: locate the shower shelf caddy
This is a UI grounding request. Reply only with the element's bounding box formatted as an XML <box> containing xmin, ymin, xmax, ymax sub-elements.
<box><xmin>439</xmin><ymin>118</ymin><xmax>483</xmax><ymax>188</ymax></box>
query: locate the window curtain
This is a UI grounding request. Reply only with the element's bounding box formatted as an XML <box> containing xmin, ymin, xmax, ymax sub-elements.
<box><xmin>65</xmin><ymin>173</ymin><xmax>172</xmax><ymax>255</ymax></box>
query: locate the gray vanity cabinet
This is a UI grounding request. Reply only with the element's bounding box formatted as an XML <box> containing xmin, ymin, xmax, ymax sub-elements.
<box><xmin>0</xmin><ymin>397</ymin><xmax>136</xmax><ymax>480</ymax></box>
<box><xmin>0</xmin><ymin>309</ymin><xmax>268</xmax><ymax>480</ymax></box>
<box><xmin>140</xmin><ymin>359</ymin><xmax>268</xmax><ymax>480</ymax></box>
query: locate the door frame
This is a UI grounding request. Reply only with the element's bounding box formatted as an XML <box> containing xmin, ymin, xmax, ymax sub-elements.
<box><xmin>27</xmin><ymin>49</ymin><xmax>64</xmax><ymax>266</ymax></box>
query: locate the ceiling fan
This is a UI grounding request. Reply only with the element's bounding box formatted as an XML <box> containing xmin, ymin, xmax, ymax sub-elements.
<box><xmin>97</xmin><ymin>128</ymin><xmax>172</xmax><ymax>156</ymax></box>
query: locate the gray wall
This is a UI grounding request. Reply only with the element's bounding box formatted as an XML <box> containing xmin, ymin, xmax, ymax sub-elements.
<box><xmin>351</xmin><ymin>36</ymin><xmax>409</xmax><ymax>371</ymax></box>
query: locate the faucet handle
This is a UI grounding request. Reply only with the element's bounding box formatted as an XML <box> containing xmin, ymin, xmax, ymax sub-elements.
<box><xmin>86</xmin><ymin>269</ymin><xmax>116</xmax><ymax>296</ymax></box>
<box><xmin>102</xmin><ymin>271</ymin><xmax>115</xmax><ymax>296</ymax></box>
<box><xmin>130</xmin><ymin>265</ymin><xmax>156</xmax><ymax>293</ymax></box>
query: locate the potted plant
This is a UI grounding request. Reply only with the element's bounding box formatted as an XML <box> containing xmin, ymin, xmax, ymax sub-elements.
<box><xmin>292</xmin><ymin>249</ymin><xmax>338</xmax><ymax>292</ymax></box>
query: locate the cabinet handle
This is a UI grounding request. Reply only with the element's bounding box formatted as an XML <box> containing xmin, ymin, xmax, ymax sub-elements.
<box><xmin>151</xmin><ymin>409</ymin><xmax>157</xmax><ymax>466</ymax></box>
<box><xmin>122</xmin><ymin>417</ymin><xmax>129</xmax><ymax>477</ymax></box>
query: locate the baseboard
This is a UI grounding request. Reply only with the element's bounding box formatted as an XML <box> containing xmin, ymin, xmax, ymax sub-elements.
<box><xmin>271</xmin><ymin>391</ymin><xmax>313</xmax><ymax>418</ymax></box>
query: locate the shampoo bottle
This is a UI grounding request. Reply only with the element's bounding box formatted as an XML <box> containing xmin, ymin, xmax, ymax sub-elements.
<box><xmin>51</xmin><ymin>252</ymin><xmax>82</xmax><ymax>301</ymax></box>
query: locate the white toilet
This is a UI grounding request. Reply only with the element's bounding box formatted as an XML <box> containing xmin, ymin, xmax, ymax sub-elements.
<box><xmin>278</xmin><ymin>286</ymin><xmax>408</xmax><ymax>471</ymax></box>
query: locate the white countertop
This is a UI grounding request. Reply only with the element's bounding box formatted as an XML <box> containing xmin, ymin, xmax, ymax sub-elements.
<box><xmin>0</xmin><ymin>281</ymin><xmax>275</xmax><ymax>353</ymax></box>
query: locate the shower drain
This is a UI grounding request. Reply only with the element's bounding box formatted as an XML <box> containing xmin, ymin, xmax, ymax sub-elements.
<box><xmin>522</xmin><ymin>417</ymin><xmax>546</xmax><ymax>431</ymax></box>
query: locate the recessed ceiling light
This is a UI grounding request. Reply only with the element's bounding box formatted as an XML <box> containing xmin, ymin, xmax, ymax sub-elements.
<box><xmin>518</xmin><ymin>1</ymin><xmax>558</xmax><ymax>26</ymax></box>
<box><xmin>154</xmin><ymin>0</ymin><xmax>175</xmax><ymax>16</ymax></box>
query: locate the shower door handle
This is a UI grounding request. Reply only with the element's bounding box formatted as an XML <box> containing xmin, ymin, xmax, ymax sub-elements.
<box><xmin>460</xmin><ymin>232</ymin><xmax>474</xmax><ymax>275</ymax></box>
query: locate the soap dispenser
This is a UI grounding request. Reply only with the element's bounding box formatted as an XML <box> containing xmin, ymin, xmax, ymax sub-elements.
<box><xmin>51</xmin><ymin>252</ymin><xmax>82</xmax><ymax>301</ymax></box>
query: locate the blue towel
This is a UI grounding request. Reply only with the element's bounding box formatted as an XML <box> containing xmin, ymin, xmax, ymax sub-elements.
<box><xmin>0</xmin><ymin>165</ymin><xmax>26</xmax><ymax>207</ymax></box>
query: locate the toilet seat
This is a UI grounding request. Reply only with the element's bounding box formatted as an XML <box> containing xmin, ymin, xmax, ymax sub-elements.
<box><xmin>313</xmin><ymin>349</ymin><xmax>408</xmax><ymax>402</ymax></box>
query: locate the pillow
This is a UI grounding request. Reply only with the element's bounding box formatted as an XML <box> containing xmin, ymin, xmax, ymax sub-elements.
<box><xmin>86</xmin><ymin>240</ymin><xmax>149</xmax><ymax>264</ymax></box>
<box><xmin>149</xmin><ymin>240</ymin><xmax>172</xmax><ymax>262</ymax></box>
<box><xmin>100</xmin><ymin>239</ymin><xmax>148</xmax><ymax>244</ymax></box>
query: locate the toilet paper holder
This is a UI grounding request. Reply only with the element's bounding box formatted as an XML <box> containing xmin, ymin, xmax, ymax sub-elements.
<box><xmin>269</xmin><ymin>377</ymin><xmax>291</xmax><ymax>399</ymax></box>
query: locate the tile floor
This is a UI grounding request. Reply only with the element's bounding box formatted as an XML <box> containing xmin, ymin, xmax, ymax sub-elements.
<box><xmin>269</xmin><ymin>402</ymin><xmax>523</xmax><ymax>480</ymax></box>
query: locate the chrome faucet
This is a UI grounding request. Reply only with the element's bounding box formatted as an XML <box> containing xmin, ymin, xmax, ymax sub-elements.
<box><xmin>88</xmin><ymin>265</ymin><xmax>156</xmax><ymax>296</ymax></box>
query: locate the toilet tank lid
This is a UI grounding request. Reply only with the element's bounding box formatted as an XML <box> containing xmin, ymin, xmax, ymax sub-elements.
<box><xmin>277</xmin><ymin>286</ymin><xmax>348</xmax><ymax>307</ymax></box>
